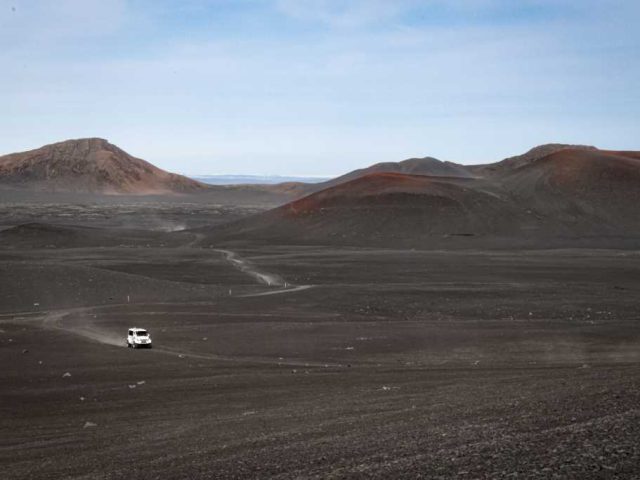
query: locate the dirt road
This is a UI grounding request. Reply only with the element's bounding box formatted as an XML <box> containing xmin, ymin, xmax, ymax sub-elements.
<box><xmin>214</xmin><ymin>248</ymin><xmax>285</xmax><ymax>287</ymax></box>
<box><xmin>189</xmin><ymin>232</ymin><xmax>314</xmax><ymax>295</ymax></box>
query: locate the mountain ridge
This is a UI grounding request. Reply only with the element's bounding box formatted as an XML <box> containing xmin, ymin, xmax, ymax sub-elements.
<box><xmin>202</xmin><ymin>147</ymin><xmax>640</xmax><ymax>248</ymax></box>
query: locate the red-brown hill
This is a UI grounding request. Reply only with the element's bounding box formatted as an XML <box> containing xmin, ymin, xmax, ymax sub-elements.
<box><xmin>498</xmin><ymin>148</ymin><xmax>640</xmax><ymax>232</ymax></box>
<box><xmin>468</xmin><ymin>144</ymin><xmax>597</xmax><ymax>177</ymax></box>
<box><xmin>204</xmin><ymin>172</ymin><xmax>531</xmax><ymax>247</ymax></box>
<box><xmin>277</xmin><ymin>156</ymin><xmax>474</xmax><ymax>198</ymax></box>
<box><xmin>0</xmin><ymin>138</ymin><xmax>207</xmax><ymax>195</ymax></box>
<box><xmin>204</xmin><ymin>148</ymin><xmax>640</xmax><ymax>248</ymax></box>
<box><xmin>321</xmin><ymin>156</ymin><xmax>473</xmax><ymax>186</ymax></box>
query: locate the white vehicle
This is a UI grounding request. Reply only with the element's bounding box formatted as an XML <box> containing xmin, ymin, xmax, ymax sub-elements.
<box><xmin>127</xmin><ymin>328</ymin><xmax>152</xmax><ymax>349</ymax></box>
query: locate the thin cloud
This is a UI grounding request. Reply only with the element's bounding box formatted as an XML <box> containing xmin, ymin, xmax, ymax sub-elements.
<box><xmin>0</xmin><ymin>0</ymin><xmax>128</xmax><ymax>43</ymax></box>
<box><xmin>275</xmin><ymin>0</ymin><xmax>414</xmax><ymax>28</ymax></box>
<box><xmin>0</xmin><ymin>0</ymin><xmax>638</xmax><ymax>173</ymax></box>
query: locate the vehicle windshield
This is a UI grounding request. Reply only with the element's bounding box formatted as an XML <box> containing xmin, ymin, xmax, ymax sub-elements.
<box><xmin>135</xmin><ymin>331</ymin><xmax>148</xmax><ymax>336</ymax></box>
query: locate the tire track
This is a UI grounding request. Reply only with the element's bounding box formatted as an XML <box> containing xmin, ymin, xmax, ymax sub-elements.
<box><xmin>213</xmin><ymin>249</ymin><xmax>285</xmax><ymax>287</ymax></box>
<box><xmin>36</xmin><ymin>305</ymin><xmax>341</xmax><ymax>367</ymax></box>
<box><xmin>10</xmin><ymin>238</ymin><xmax>321</xmax><ymax>364</ymax></box>
<box><xmin>187</xmin><ymin>233</ymin><xmax>313</xmax><ymax>296</ymax></box>
<box><xmin>215</xmin><ymin>248</ymin><xmax>314</xmax><ymax>296</ymax></box>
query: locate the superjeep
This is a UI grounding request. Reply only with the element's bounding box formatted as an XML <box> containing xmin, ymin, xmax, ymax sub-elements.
<box><xmin>127</xmin><ymin>328</ymin><xmax>153</xmax><ymax>349</ymax></box>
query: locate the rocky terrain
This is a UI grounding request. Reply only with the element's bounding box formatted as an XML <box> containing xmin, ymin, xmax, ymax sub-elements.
<box><xmin>1</xmin><ymin>227</ymin><xmax>640</xmax><ymax>479</ymax></box>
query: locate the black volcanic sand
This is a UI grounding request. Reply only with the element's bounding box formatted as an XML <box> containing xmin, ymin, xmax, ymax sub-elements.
<box><xmin>2</xmin><ymin>220</ymin><xmax>640</xmax><ymax>478</ymax></box>
<box><xmin>0</xmin><ymin>198</ymin><xmax>270</xmax><ymax>231</ymax></box>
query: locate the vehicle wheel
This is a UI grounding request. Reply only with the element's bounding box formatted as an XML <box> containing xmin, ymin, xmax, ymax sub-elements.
<box><xmin>132</xmin><ymin>343</ymin><xmax>137</xmax><ymax>349</ymax></box>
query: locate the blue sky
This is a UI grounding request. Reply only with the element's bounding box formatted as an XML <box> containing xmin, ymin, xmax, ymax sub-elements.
<box><xmin>1</xmin><ymin>0</ymin><xmax>638</xmax><ymax>175</ymax></box>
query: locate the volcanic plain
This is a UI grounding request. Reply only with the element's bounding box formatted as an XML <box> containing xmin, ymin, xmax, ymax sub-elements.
<box><xmin>1</xmin><ymin>210</ymin><xmax>640</xmax><ymax>479</ymax></box>
<box><xmin>2</xmin><ymin>141</ymin><xmax>640</xmax><ymax>479</ymax></box>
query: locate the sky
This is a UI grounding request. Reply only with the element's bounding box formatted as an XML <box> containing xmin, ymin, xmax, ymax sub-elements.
<box><xmin>1</xmin><ymin>0</ymin><xmax>639</xmax><ymax>176</ymax></box>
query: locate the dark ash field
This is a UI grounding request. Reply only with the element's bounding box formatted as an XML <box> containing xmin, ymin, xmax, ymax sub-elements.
<box><xmin>2</xmin><ymin>204</ymin><xmax>640</xmax><ymax>479</ymax></box>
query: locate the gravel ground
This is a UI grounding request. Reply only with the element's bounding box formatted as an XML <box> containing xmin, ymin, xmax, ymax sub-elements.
<box><xmin>2</xmin><ymin>228</ymin><xmax>640</xmax><ymax>478</ymax></box>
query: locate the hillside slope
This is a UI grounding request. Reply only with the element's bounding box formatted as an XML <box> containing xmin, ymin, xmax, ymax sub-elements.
<box><xmin>204</xmin><ymin>148</ymin><xmax>640</xmax><ymax>248</ymax></box>
<box><xmin>0</xmin><ymin>138</ymin><xmax>207</xmax><ymax>194</ymax></box>
<box><xmin>269</xmin><ymin>156</ymin><xmax>474</xmax><ymax>199</ymax></box>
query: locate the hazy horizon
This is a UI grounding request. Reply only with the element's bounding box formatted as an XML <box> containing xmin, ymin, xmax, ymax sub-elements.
<box><xmin>191</xmin><ymin>174</ymin><xmax>331</xmax><ymax>183</ymax></box>
<box><xmin>0</xmin><ymin>137</ymin><xmax>597</xmax><ymax>179</ymax></box>
<box><xmin>2</xmin><ymin>1</ymin><xmax>639</xmax><ymax>175</ymax></box>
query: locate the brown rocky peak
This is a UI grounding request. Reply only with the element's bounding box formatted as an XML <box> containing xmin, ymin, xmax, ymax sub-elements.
<box><xmin>0</xmin><ymin>138</ymin><xmax>207</xmax><ymax>195</ymax></box>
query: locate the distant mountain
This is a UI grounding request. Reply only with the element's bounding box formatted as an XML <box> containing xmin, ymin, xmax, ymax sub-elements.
<box><xmin>261</xmin><ymin>145</ymin><xmax>598</xmax><ymax>200</ymax></box>
<box><xmin>290</xmin><ymin>157</ymin><xmax>473</xmax><ymax>194</ymax></box>
<box><xmin>325</xmin><ymin>156</ymin><xmax>473</xmax><ymax>185</ymax></box>
<box><xmin>190</xmin><ymin>157</ymin><xmax>472</xmax><ymax>200</ymax></box>
<box><xmin>203</xmin><ymin>147</ymin><xmax>640</xmax><ymax>248</ymax></box>
<box><xmin>192</xmin><ymin>175</ymin><xmax>330</xmax><ymax>185</ymax></box>
<box><xmin>0</xmin><ymin>138</ymin><xmax>207</xmax><ymax>195</ymax></box>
